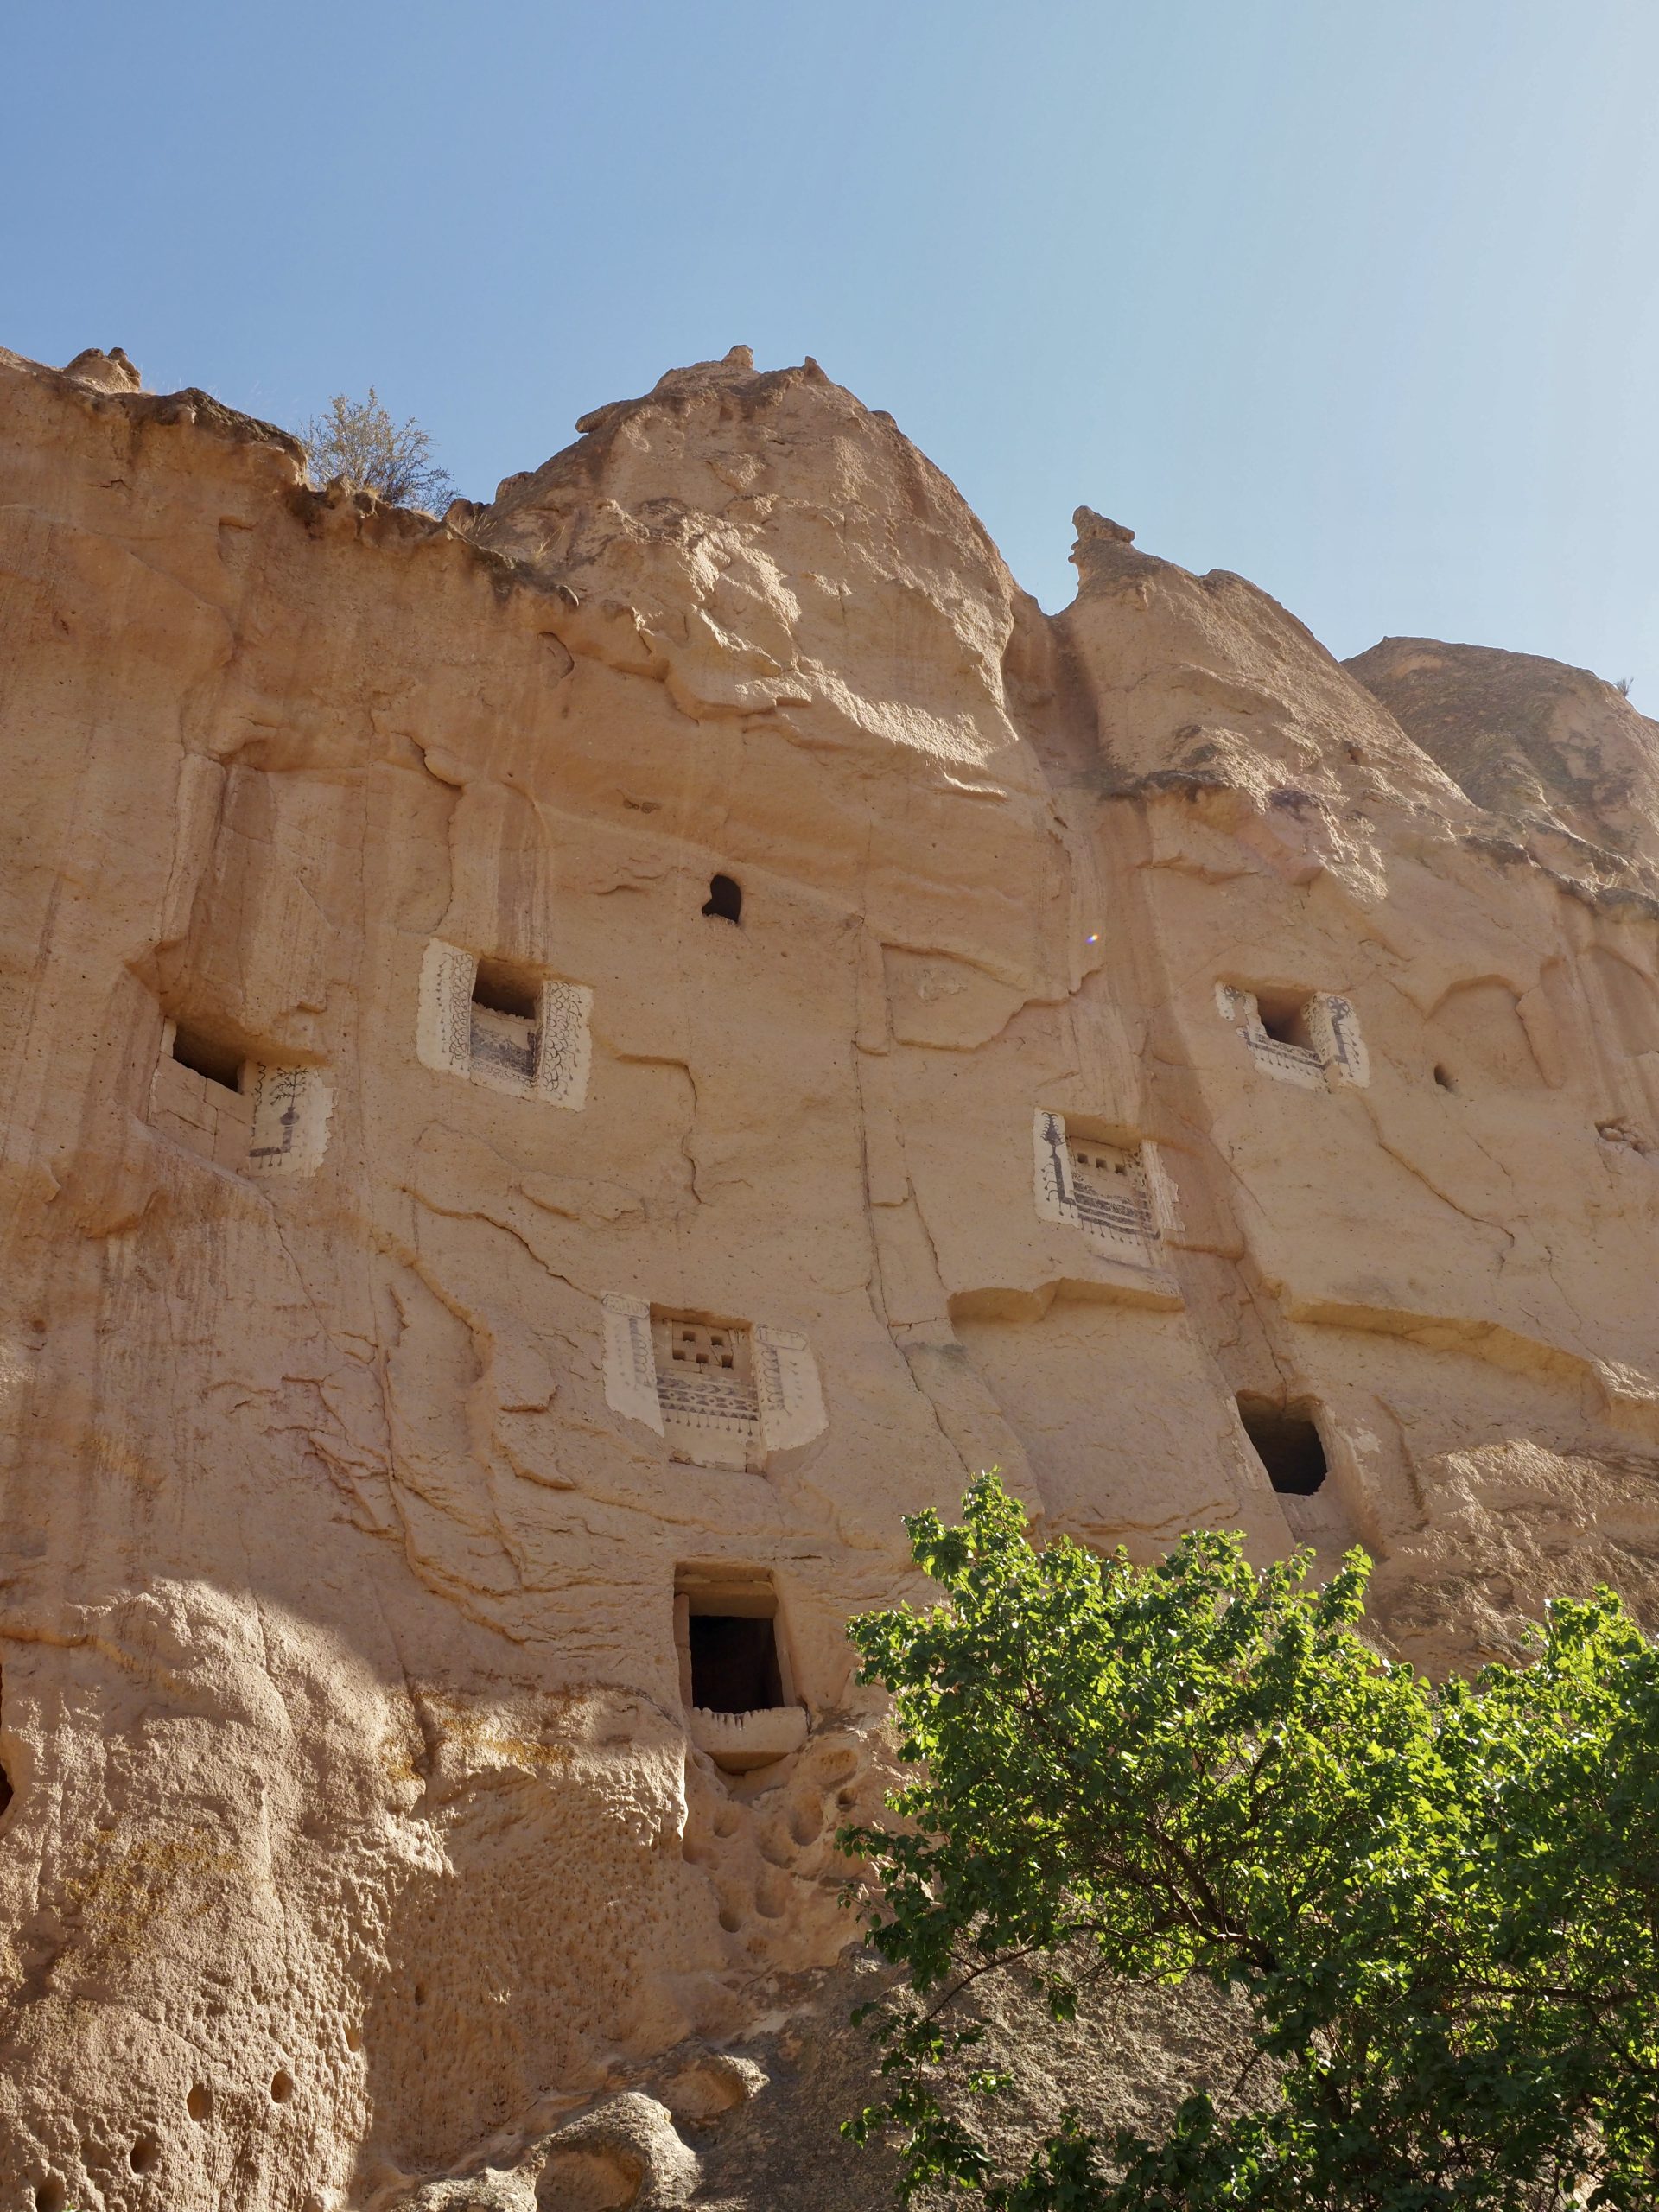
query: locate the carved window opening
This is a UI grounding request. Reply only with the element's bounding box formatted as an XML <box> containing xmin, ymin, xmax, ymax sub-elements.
<box><xmin>471</xmin><ymin>958</ymin><xmax>539</xmax><ymax>1021</ymax></box>
<box><xmin>690</xmin><ymin>1614</ymin><xmax>782</xmax><ymax>1711</ymax></box>
<box><xmin>702</xmin><ymin>874</ymin><xmax>742</xmax><ymax>925</ymax></box>
<box><xmin>151</xmin><ymin>1019</ymin><xmax>331</xmax><ymax>1179</ymax></box>
<box><xmin>1254</xmin><ymin>991</ymin><xmax>1316</xmax><ymax>1052</ymax></box>
<box><xmin>1217</xmin><ymin>983</ymin><xmax>1369</xmax><ymax>1090</ymax></box>
<box><xmin>469</xmin><ymin>956</ymin><xmax>541</xmax><ymax>1089</ymax></box>
<box><xmin>171</xmin><ymin>1022</ymin><xmax>243</xmax><ymax>1091</ymax></box>
<box><xmin>1238</xmin><ymin>1395</ymin><xmax>1328</xmax><ymax>1495</ymax></box>
<box><xmin>653</xmin><ymin>1313</ymin><xmax>761</xmax><ymax>1471</ymax></box>
<box><xmin>688</xmin><ymin>1611</ymin><xmax>782</xmax><ymax>1714</ymax></box>
<box><xmin>674</xmin><ymin>1569</ymin><xmax>806</xmax><ymax>1773</ymax></box>
<box><xmin>417</xmin><ymin>938</ymin><xmax>593</xmax><ymax>1110</ymax></box>
<box><xmin>1033</xmin><ymin>1110</ymin><xmax>1168</xmax><ymax>1268</ymax></box>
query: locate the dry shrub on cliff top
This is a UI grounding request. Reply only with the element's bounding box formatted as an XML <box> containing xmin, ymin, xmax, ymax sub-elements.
<box><xmin>299</xmin><ymin>386</ymin><xmax>455</xmax><ymax>510</ymax></box>
<box><xmin>842</xmin><ymin>1474</ymin><xmax>1659</xmax><ymax>2212</ymax></box>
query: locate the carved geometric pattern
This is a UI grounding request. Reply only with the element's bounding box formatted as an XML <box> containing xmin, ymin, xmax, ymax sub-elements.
<box><xmin>417</xmin><ymin>938</ymin><xmax>476</xmax><ymax>1077</ymax></box>
<box><xmin>1305</xmin><ymin>993</ymin><xmax>1369</xmax><ymax>1086</ymax></box>
<box><xmin>1033</xmin><ymin>1107</ymin><xmax>1077</xmax><ymax>1225</ymax></box>
<box><xmin>600</xmin><ymin>1300</ymin><xmax>828</xmax><ymax>1467</ymax></box>
<box><xmin>601</xmin><ymin>1294</ymin><xmax>664</xmax><ymax>1434</ymax></box>
<box><xmin>653</xmin><ymin>1316</ymin><xmax>761</xmax><ymax>1472</ymax></box>
<box><xmin>1067</xmin><ymin>1135</ymin><xmax>1156</xmax><ymax>1259</ymax></box>
<box><xmin>753</xmin><ymin>1323</ymin><xmax>828</xmax><ymax>1452</ymax></box>
<box><xmin>1033</xmin><ymin>1109</ymin><xmax>1164</xmax><ymax>1267</ymax></box>
<box><xmin>469</xmin><ymin>1002</ymin><xmax>537</xmax><ymax>1090</ymax></box>
<box><xmin>534</xmin><ymin>981</ymin><xmax>594</xmax><ymax>1110</ymax></box>
<box><xmin>417</xmin><ymin>938</ymin><xmax>591</xmax><ymax>1110</ymax></box>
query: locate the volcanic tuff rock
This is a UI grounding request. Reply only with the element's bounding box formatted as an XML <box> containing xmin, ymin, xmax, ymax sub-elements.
<box><xmin>3</xmin><ymin>337</ymin><xmax>1659</xmax><ymax>2209</ymax></box>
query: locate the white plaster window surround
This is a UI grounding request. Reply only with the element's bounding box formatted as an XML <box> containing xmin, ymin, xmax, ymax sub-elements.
<box><xmin>150</xmin><ymin>1023</ymin><xmax>332</xmax><ymax>1178</ymax></box>
<box><xmin>685</xmin><ymin>1703</ymin><xmax>808</xmax><ymax>1770</ymax></box>
<box><xmin>245</xmin><ymin>1062</ymin><xmax>334</xmax><ymax>1177</ymax></box>
<box><xmin>601</xmin><ymin>1296</ymin><xmax>827</xmax><ymax>1470</ymax></box>
<box><xmin>1032</xmin><ymin>1110</ymin><xmax>1179</xmax><ymax>1266</ymax></box>
<box><xmin>1216</xmin><ymin>983</ymin><xmax>1370</xmax><ymax>1090</ymax></box>
<box><xmin>416</xmin><ymin>938</ymin><xmax>593</xmax><ymax>1109</ymax></box>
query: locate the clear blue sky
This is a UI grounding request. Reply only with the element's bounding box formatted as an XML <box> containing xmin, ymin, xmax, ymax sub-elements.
<box><xmin>6</xmin><ymin>2</ymin><xmax>1658</xmax><ymax>697</ymax></box>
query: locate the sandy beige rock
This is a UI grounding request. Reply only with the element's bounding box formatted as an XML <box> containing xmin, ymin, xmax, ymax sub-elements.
<box><xmin>1349</xmin><ymin>634</ymin><xmax>1659</xmax><ymax>900</ymax></box>
<box><xmin>2</xmin><ymin>339</ymin><xmax>1659</xmax><ymax>2209</ymax></box>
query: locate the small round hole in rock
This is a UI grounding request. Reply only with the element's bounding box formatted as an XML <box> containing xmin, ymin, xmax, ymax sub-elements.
<box><xmin>413</xmin><ymin>1981</ymin><xmax>427</xmax><ymax>2007</ymax></box>
<box><xmin>187</xmin><ymin>2083</ymin><xmax>212</xmax><ymax>2123</ymax></box>
<box><xmin>789</xmin><ymin>1802</ymin><xmax>823</xmax><ymax>1846</ymax></box>
<box><xmin>35</xmin><ymin>2185</ymin><xmax>65</xmax><ymax>2212</ymax></box>
<box><xmin>270</xmin><ymin>2069</ymin><xmax>295</xmax><ymax>2104</ymax></box>
<box><xmin>130</xmin><ymin>2134</ymin><xmax>161</xmax><ymax>2175</ymax></box>
<box><xmin>1433</xmin><ymin>1063</ymin><xmax>1457</xmax><ymax>1092</ymax></box>
<box><xmin>702</xmin><ymin>874</ymin><xmax>742</xmax><ymax>925</ymax></box>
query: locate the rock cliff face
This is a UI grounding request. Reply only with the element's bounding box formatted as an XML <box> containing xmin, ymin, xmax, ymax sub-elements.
<box><xmin>3</xmin><ymin>339</ymin><xmax>1658</xmax><ymax>2211</ymax></box>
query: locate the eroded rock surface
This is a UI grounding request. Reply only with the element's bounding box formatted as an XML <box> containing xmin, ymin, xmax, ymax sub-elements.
<box><xmin>3</xmin><ymin>340</ymin><xmax>1659</xmax><ymax>2209</ymax></box>
<box><xmin>1348</xmin><ymin>633</ymin><xmax>1659</xmax><ymax>901</ymax></box>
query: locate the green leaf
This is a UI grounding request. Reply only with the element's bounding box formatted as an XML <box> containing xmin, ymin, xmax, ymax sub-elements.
<box><xmin>840</xmin><ymin>1475</ymin><xmax>1659</xmax><ymax>2212</ymax></box>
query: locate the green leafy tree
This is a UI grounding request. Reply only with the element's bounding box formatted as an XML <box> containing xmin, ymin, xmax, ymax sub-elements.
<box><xmin>299</xmin><ymin>386</ymin><xmax>455</xmax><ymax>510</ymax></box>
<box><xmin>842</xmin><ymin>1474</ymin><xmax>1659</xmax><ymax>2211</ymax></box>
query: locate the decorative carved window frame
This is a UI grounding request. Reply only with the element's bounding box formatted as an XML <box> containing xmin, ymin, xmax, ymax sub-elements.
<box><xmin>1216</xmin><ymin>983</ymin><xmax>1370</xmax><ymax>1090</ymax></box>
<box><xmin>672</xmin><ymin>1566</ymin><xmax>807</xmax><ymax>1772</ymax></box>
<box><xmin>1032</xmin><ymin>1110</ymin><xmax>1179</xmax><ymax>1268</ymax></box>
<box><xmin>601</xmin><ymin>1296</ymin><xmax>827</xmax><ymax>1471</ymax></box>
<box><xmin>416</xmin><ymin>938</ymin><xmax>592</xmax><ymax>1110</ymax></box>
<box><xmin>150</xmin><ymin>1020</ymin><xmax>332</xmax><ymax>1178</ymax></box>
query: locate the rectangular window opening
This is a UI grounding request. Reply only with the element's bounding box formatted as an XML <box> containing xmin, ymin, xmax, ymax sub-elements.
<box><xmin>471</xmin><ymin>957</ymin><xmax>541</xmax><ymax>1021</ymax></box>
<box><xmin>680</xmin><ymin>1583</ymin><xmax>785</xmax><ymax>1715</ymax></box>
<box><xmin>171</xmin><ymin>1024</ymin><xmax>244</xmax><ymax>1092</ymax></box>
<box><xmin>1238</xmin><ymin>1395</ymin><xmax>1328</xmax><ymax>1496</ymax></box>
<box><xmin>1254</xmin><ymin>992</ymin><xmax>1316</xmax><ymax>1052</ymax></box>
